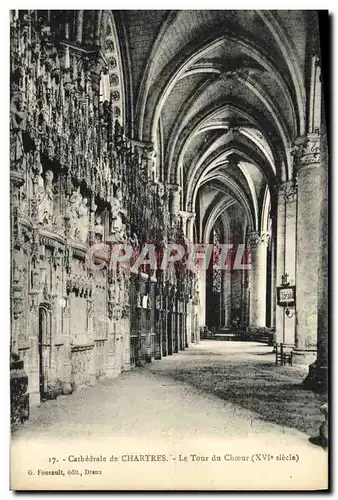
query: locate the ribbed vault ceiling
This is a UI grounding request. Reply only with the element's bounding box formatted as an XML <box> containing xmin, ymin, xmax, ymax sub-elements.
<box><xmin>120</xmin><ymin>10</ymin><xmax>310</xmax><ymax>238</ymax></box>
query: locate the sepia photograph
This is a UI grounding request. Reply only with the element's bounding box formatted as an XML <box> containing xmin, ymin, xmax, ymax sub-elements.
<box><xmin>9</xmin><ymin>8</ymin><xmax>329</xmax><ymax>491</ymax></box>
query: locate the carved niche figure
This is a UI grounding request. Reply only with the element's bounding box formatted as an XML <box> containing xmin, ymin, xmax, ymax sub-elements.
<box><xmin>77</xmin><ymin>196</ymin><xmax>89</xmax><ymax>243</ymax></box>
<box><xmin>66</xmin><ymin>188</ymin><xmax>88</xmax><ymax>242</ymax></box>
<box><xmin>12</xmin><ymin>257</ymin><xmax>22</xmax><ymax>285</ymax></box>
<box><xmin>115</xmin><ymin>223</ymin><xmax>128</xmax><ymax>244</ymax></box>
<box><xmin>68</xmin><ymin>188</ymin><xmax>81</xmax><ymax>212</ymax></box>
<box><xmin>121</xmin><ymin>268</ymin><xmax>130</xmax><ymax>305</ymax></box>
<box><xmin>10</xmin><ymin>91</ymin><xmax>26</xmax><ymax>171</ymax></box>
<box><xmin>131</xmin><ymin>232</ymin><xmax>140</xmax><ymax>250</ymax></box>
<box><xmin>157</xmin><ymin>183</ymin><xmax>167</xmax><ymax>207</ymax></box>
<box><xmin>90</xmin><ymin>200</ymin><xmax>97</xmax><ymax>225</ymax></box>
<box><xmin>109</xmin><ymin>184</ymin><xmax>126</xmax><ymax>240</ymax></box>
<box><xmin>108</xmin><ymin>279</ymin><xmax>117</xmax><ymax>305</ymax></box>
<box><xmin>37</xmin><ymin>170</ymin><xmax>54</xmax><ymax>225</ymax></box>
<box><xmin>161</xmin><ymin>235</ymin><xmax>168</xmax><ymax>250</ymax></box>
<box><xmin>142</xmin><ymin>146</ymin><xmax>157</xmax><ymax>181</ymax></box>
<box><xmin>136</xmin><ymin>291</ymin><xmax>141</xmax><ymax>308</ymax></box>
<box><xmin>94</xmin><ymin>215</ymin><xmax>104</xmax><ymax>241</ymax></box>
<box><xmin>31</xmin><ymin>270</ymin><xmax>40</xmax><ymax>291</ymax></box>
<box><xmin>18</xmin><ymin>190</ymin><xmax>29</xmax><ymax>218</ymax></box>
<box><xmin>130</xmin><ymin>232</ymin><xmax>140</xmax><ymax>265</ymax></box>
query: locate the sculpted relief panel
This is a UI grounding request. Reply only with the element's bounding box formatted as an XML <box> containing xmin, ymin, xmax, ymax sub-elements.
<box><xmin>9</xmin><ymin>10</ymin><xmax>200</xmax><ymax>397</ymax></box>
<box><xmin>37</xmin><ymin>170</ymin><xmax>54</xmax><ymax>225</ymax></box>
<box><xmin>66</xmin><ymin>189</ymin><xmax>90</xmax><ymax>243</ymax></box>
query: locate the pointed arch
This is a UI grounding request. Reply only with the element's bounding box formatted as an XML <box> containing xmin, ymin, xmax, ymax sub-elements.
<box><xmin>98</xmin><ymin>11</ymin><xmax>126</xmax><ymax>128</ymax></box>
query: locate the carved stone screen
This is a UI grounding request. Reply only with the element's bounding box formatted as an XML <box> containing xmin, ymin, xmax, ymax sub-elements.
<box><xmin>70</xmin><ymin>295</ymin><xmax>87</xmax><ymax>345</ymax></box>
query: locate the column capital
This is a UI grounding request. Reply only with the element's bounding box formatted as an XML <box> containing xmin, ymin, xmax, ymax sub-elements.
<box><xmin>277</xmin><ymin>180</ymin><xmax>298</xmax><ymax>203</ymax></box>
<box><xmin>129</xmin><ymin>138</ymin><xmax>154</xmax><ymax>151</ymax></box>
<box><xmin>179</xmin><ymin>210</ymin><xmax>195</xmax><ymax>221</ymax></box>
<box><xmin>167</xmin><ymin>183</ymin><xmax>181</xmax><ymax>194</ymax></box>
<box><xmin>247</xmin><ymin>231</ymin><xmax>270</xmax><ymax>248</ymax></box>
<box><xmin>291</xmin><ymin>133</ymin><xmax>321</xmax><ymax>172</ymax></box>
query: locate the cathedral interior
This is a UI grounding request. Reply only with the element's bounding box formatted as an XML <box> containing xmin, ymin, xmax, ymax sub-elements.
<box><xmin>10</xmin><ymin>10</ymin><xmax>328</xmax><ymax>411</ymax></box>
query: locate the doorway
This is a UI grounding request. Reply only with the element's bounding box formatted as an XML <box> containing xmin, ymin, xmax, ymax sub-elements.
<box><xmin>38</xmin><ymin>304</ymin><xmax>52</xmax><ymax>398</ymax></box>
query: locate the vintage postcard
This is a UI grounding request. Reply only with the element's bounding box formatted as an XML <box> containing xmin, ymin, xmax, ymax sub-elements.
<box><xmin>10</xmin><ymin>9</ymin><xmax>329</xmax><ymax>491</ymax></box>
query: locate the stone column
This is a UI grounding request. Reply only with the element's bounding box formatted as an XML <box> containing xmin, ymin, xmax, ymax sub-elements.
<box><xmin>275</xmin><ymin>181</ymin><xmax>297</xmax><ymax>347</ymax></box>
<box><xmin>61</xmin><ymin>295</ymin><xmax>72</xmax><ymax>393</ymax></box>
<box><xmin>179</xmin><ymin>211</ymin><xmax>195</xmax><ymax>240</ymax></box>
<box><xmin>162</xmin><ymin>306</ymin><xmax>168</xmax><ymax>356</ymax></box>
<box><xmin>222</xmin><ymin>270</ymin><xmax>231</xmax><ymax>326</ymax></box>
<box><xmin>154</xmin><ymin>305</ymin><xmax>162</xmax><ymax>360</ymax></box>
<box><xmin>247</xmin><ymin>231</ymin><xmax>270</xmax><ymax>327</ymax></box>
<box><xmin>168</xmin><ymin>184</ymin><xmax>181</xmax><ymax>217</ymax></box>
<box><xmin>27</xmin><ymin>310</ymin><xmax>41</xmax><ymax>406</ymax></box>
<box><xmin>270</xmin><ymin>235</ymin><xmax>277</xmax><ymax>328</ymax></box>
<box><xmin>241</xmin><ymin>269</ymin><xmax>250</xmax><ymax>327</ymax></box>
<box><xmin>187</xmin><ymin>214</ymin><xmax>195</xmax><ymax>242</ymax></box>
<box><xmin>174</xmin><ymin>304</ymin><xmax>179</xmax><ymax>353</ymax></box>
<box><xmin>105</xmin><ymin>318</ymin><xmax>116</xmax><ymax>378</ymax></box>
<box><xmin>121</xmin><ymin>316</ymin><xmax>131</xmax><ymax>371</ymax></box>
<box><xmin>302</xmin><ymin>123</ymin><xmax>328</xmax><ymax>387</ymax></box>
<box><xmin>167</xmin><ymin>305</ymin><xmax>173</xmax><ymax>356</ymax></box>
<box><xmin>293</xmin><ymin>134</ymin><xmax>321</xmax><ymax>363</ymax></box>
<box><xmin>313</xmin><ymin>126</ymin><xmax>328</xmax><ymax>389</ymax></box>
<box><xmin>197</xmin><ymin>269</ymin><xmax>206</xmax><ymax>328</ymax></box>
<box><xmin>231</xmin><ymin>269</ymin><xmax>242</xmax><ymax>322</ymax></box>
<box><xmin>171</xmin><ymin>307</ymin><xmax>176</xmax><ymax>355</ymax></box>
<box><xmin>181</xmin><ymin>302</ymin><xmax>186</xmax><ymax>350</ymax></box>
<box><xmin>186</xmin><ymin>299</ymin><xmax>192</xmax><ymax>345</ymax></box>
<box><xmin>194</xmin><ymin>308</ymin><xmax>200</xmax><ymax>343</ymax></box>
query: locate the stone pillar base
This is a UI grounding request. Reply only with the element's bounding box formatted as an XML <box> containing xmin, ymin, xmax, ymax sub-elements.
<box><xmin>61</xmin><ymin>381</ymin><xmax>73</xmax><ymax>395</ymax></box>
<box><xmin>303</xmin><ymin>361</ymin><xmax>328</xmax><ymax>392</ymax></box>
<box><xmin>105</xmin><ymin>366</ymin><xmax>118</xmax><ymax>378</ymax></box>
<box><xmin>292</xmin><ymin>349</ymin><xmax>317</xmax><ymax>366</ymax></box>
<box><xmin>110</xmin><ymin>368</ymin><xmax>123</xmax><ymax>378</ymax></box>
<box><xmin>122</xmin><ymin>361</ymin><xmax>131</xmax><ymax>372</ymax></box>
<box><xmin>154</xmin><ymin>335</ymin><xmax>162</xmax><ymax>360</ymax></box>
<box><xmin>282</xmin><ymin>343</ymin><xmax>295</xmax><ymax>349</ymax></box>
<box><xmin>29</xmin><ymin>391</ymin><xmax>40</xmax><ymax>406</ymax></box>
<box><xmin>274</xmin><ymin>343</ymin><xmax>294</xmax><ymax>355</ymax></box>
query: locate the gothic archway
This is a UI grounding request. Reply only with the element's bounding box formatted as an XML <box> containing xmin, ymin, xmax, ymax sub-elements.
<box><xmin>38</xmin><ymin>303</ymin><xmax>53</xmax><ymax>398</ymax></box>
<box><xmin>99</xmin><ymin>11</ymin><xmax>126</xmax><ymax>128</ymax></box>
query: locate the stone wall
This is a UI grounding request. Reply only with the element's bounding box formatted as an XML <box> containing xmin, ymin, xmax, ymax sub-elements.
<box><xmin>10</xmin><ymin>10</ymin><xmax>200</xmax><ymax>408</ymax></box>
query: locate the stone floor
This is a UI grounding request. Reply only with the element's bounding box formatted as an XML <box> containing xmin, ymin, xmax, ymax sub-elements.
<box><xmin>11</xmin><ymin>341</ymin><xmax>328</xmax><ymax>490</ymax></box>
<box><xmin>12</xmin><ymin>341</ymin><xmax>326</xmax><ymax>441</ymax></box>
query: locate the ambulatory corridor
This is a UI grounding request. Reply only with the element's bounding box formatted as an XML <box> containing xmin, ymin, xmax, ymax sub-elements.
<box><xmin>11</xmin><ymin>341</ymin><xmax>328</xmax><ymax>490</ymax></box>
<box><xmin>13</xmin><ymin>341</ymin><xmax>326</xmax><ymax>443</ymax></box>
<box><xmin>10</xmin><ymin>10</ymin><xmax>329</xmax><ymax>491</ymax></box>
